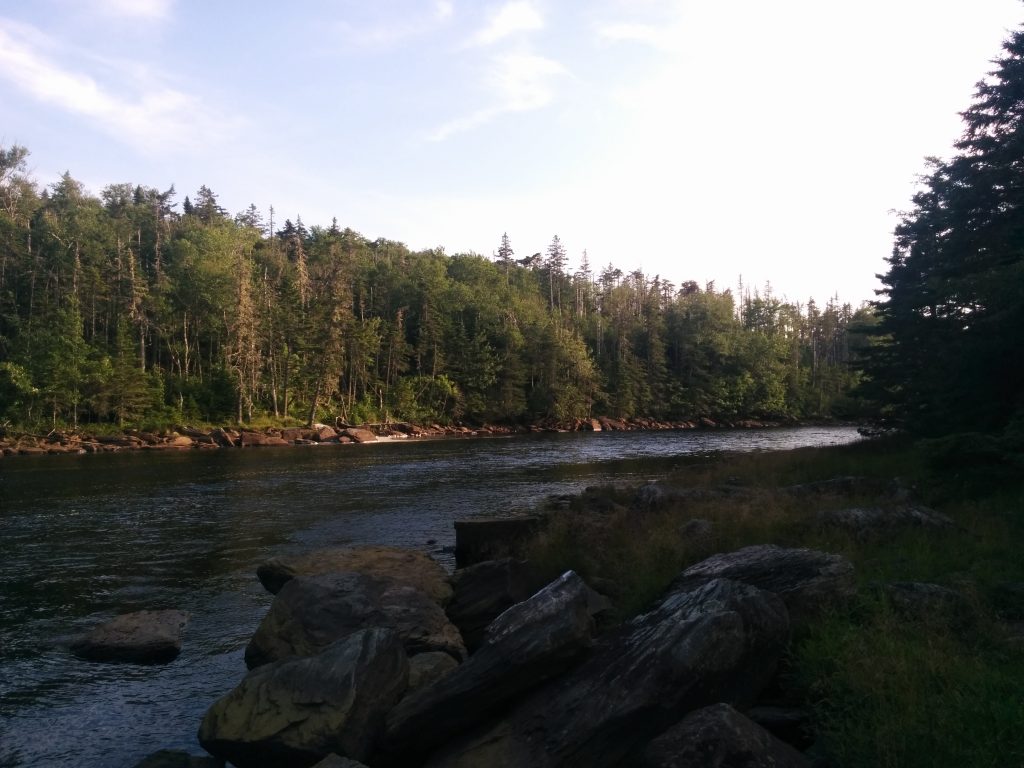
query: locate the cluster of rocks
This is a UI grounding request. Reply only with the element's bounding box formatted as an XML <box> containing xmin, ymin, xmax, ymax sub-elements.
<box><xmin>107</xmin><ymin>538</ymin><xmax>863</xmax><ymax>768</ymax></box>
<box><xmin>0</xmin><ymin>416</ymin><xmax>786</xmax><ymax>458</ymax></box>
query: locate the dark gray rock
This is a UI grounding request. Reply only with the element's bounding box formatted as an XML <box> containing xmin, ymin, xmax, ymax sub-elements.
<box><xmin>643</xmin><ymin>703</ymin><xmax>811</xmax><ymax>768</ymax></box>
<box><xmin>453</xmin><ymin>516</ymin><xmax>545</xmax><ymax>568</ymax></box>
<box><xmin>445</xmin><ymin>558</ymin><xmax>548</xmax><ymax>651</ymax></box>
<box><xmin>746</xmin><ymin>705</ymin><xmax>814</xmax><ymax>750</ymax></box>
<box><xmin>245</xmin><ymin>572</ymin><xmax>465</xmax><ymax>669</ymax></box>
<box><xmin>131</xmin><ymin>750</ymin><xmax>221</xmax><ymax>768</ymax></box>
<box><xmin>386</xmin><ymin>571</ymin><xmax>593</xmax><ymax>760</ymax></box>
<box><xmin>199</xmin><ymin>628</ymin><xmax>408</xmax><ymax>768</ymax></box>
<box><xmin>671</xmin><ymin>545</ymin><xmax>856</xmax><ymax>627</ymax></box>
<box><xmin>884</xmin><ymin>582</ymin><xmax>972</xmax><ymax>624</ymax></box>
<box><xmin>427</xmin><ymin>578</ymin><xmax>790</xmax><ymax>768</ymax></box>
<box><xmin>71</xmin><ymin>609</ymin><xmax>189</xmax><ymax>664</ymax></box>
<box><xmin>783</xmin><ymin>476</ymin><xmax>887</xmax><ymax>497</ymax></box>
<box><xmin>310</xmin><ymin>756</ymin><xmax>370</xmax><ymax>768</ymax></box>
<box><xmin>256</xmin><ymin>545</ymin><xmax>452</xmax><ymax>605</ymax></box>
<box><xmin>407</xmin><ymin>651</ymin><xmax>460</xmax><ymax>692</ymax></box>
<box><xmin>680</xmin><ymin>518</ymin><xmax>714</xmax><ymax>544</ymax></box>
<box><xmin>818</xmin><ymin>505</ymin><xmax>954</xmax><ymax>535</ymax></box>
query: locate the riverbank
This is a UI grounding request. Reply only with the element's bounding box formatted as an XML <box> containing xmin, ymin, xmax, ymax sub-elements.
<box><xmin>0</xmin><ymin>415</ymin><xmax>794</xmax><ymax>457</ymax></box>
<box><xmin>122</xmin><ymin>434</ymin><xmax>1024</xmax><ymax>767</ymax></box>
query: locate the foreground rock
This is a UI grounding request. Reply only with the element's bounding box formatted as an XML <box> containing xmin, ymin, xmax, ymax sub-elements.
<box><xmin>385</xmin><ymin>571</ymin><xmax>594</xmax><ymax>761</ymax></box>
<box><xmin>199</xmin><ymin>628</ymin><xmax>407</xmax><ymax>768</ymax></box>
<box><xmin>245</xmin><ymin>572</ymin><xmax>465</xmax><ymax>668</ymax></box>
<box><xmin>257</xmin><ymin>545</ymin><xmax>452</xmax><ymax>605</ymax></box>
<box><xmin>427</xmin><ymin>578</ymin><xmax>789</xmax><ymax>767</ymax></box>
<box><xmin>445</xmin><ymin>558</ymin><xmax>549</xmax><ymax>651</ymax></box>
<box><xmin>671</xmin><ymin>545</ymin><xmax>856</xmax><ymax>627</ymax></box>
<box><xmin>70</xmin><ymin>609</ymin><xmax>189</xmax><ymax>664</ymax></box>
<box><xmin>643</xmin><ymin>703</ymin><xmax>811</xmax><ymax>768</ymax></box>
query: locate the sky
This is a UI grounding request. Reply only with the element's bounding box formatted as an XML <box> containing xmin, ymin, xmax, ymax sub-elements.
<box><xmin>1</xmin><ymin>0</ymin><xmax>1021</xmax><ymax>306</ymax></box>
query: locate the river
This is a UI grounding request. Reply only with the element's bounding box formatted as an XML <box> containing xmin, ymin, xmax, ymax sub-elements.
<box><xmin>0</xmin><ymin>426</ymin><xmax>860</xmax><ymax>767</ymax></box>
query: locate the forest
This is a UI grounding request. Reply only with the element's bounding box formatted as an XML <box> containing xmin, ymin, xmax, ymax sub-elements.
<box><xmin>0</xmin><ymin>150</ymin><xmax>870</xmax><ymax>431</ymax></box>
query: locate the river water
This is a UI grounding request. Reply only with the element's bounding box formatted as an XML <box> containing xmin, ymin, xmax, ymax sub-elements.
<box><xmin>0</xmin><ymin>426</ymin><xmax>860</xmax><ymax>767</ymax></box>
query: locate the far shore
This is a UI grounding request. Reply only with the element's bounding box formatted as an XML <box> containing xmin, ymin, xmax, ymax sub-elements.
<box><xmin>0</xmin><ymin>415</ymin><xmax>835</xmax><ymax>458</ymax></box>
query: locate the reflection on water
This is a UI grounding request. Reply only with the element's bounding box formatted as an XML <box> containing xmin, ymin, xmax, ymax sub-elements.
<box><xmin>0</xmin><ymin>427</ymin><xmax>860</xmax><ymax>767</ymax></box>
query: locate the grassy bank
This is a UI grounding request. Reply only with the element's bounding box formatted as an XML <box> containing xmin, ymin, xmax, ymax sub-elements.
<box><xmin>526</xmin><ymin>437</ymin><xmax>1024</xmax><ymax>767</ymax></box>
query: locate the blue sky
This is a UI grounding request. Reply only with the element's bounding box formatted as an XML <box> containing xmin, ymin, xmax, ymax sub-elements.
<box><xmin>1</xmin><ymin>0</ymin><xmax>1021</xmax><ymax>305</ymax></box>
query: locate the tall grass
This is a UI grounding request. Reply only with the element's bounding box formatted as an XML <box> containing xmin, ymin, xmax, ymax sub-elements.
<box><xmin>525</xmin><ymin>437</ymin><xmax>1024</xmax><ymax>766</ymax></box>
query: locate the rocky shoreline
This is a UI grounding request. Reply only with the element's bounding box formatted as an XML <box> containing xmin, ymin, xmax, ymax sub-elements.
<box><xmin>67</xmin><ymin>469</ymin><xmax>966</xmax><ymax>768</ymax></box>
<box><xmin>0</xmin><ymin>416</ymin><xmax>788</xmax><ymax>458</ymax></box>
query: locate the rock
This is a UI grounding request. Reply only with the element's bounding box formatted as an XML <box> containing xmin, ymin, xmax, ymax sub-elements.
<box><xmin>643</xmin><ymin>703</ymin><xmax>811</xmax><ymax>768</ymax></box>
<box><xmin>818</xmin><ymin>505</ymin><xmax>955</xmax><ymax>535</ymax></box>
<box><xmin>783</xmin><ymin>476</ymin><xmax>888</xmax><ymax>497</ymax></box>
<box><xmin>746</xmin><ymin>705</ymin><xmax>813</xmax><ymax>750</ymax></box>
<box><xmin>315</xmin><ymin>425</ymin><xmax>339</xmax><ymax>441</ymax></box>
<box><xmin>239</xmin><ymin>430</ymin><xmax>271</xmax><ymax>447</ymax></box>
<box><xmin>427</xmin><ymin>578</ymin><xmax>789</xmax><ymax>768</ymax></box>
<box><xmin>245</xmin><ymin>572</ymin><xmax>465</xmax><ymax>669</ymax></box>
<box><xmin>445</xmin><ymin>558</ymin><xmax>548</xmax><ymax>651</ymax></box>
<box><xmin>71</xmin><ymin>609</ymin><xmax>188</xmax><ymax>664</ymax></box>
<box><xmin>884</xmin><ymin>582</ymin><xmax>973</xmax><ymax>625</ymax></box>
<box><xmin>131</xmin><ymin>749</ymin><xmax>222</xmax><ymax>767</ymax></box>
<box><xmin>257</xmin><ymin>545</ymin><xmax>453</xmax><ymax>605</ymax></box>
<box><xmin>311</xmin><ymin>756</ymin><xmax>370</xmax><ymax>768</ymax></box>
<box><xmin>586</xmin><ymin>418</ymin><xmax>602</xmax><ymax>431</ymax></box>
<box><xmin>680</xmin><ymin>518</ymin><xmax>714</xmax><ymax>544</ymax></box>
<box><xmin>408</xmin><ymin>651</ymin><xmax>460</xmax><ymax>692</ymax></box>
<box><xmin>385</xmin><ymin>571</ymin><xmax>594</xmax><ymax>761</ymax></box>
<box><xmin>453</xmin><ymin>515</ymin><xmax>545</xmax><ymax>568</ymax></box>
<box><xmin>168</xmin><ymin>435</ymin><xmax>195</xmax><ymax>447</ymax></box>
<box><xmin>671</xmin><ymin>545</ymin><xmax>856</xmax><ymax>627</ymax></box>
<box><xmin>340</xmin><ymin>427</ymin><xmax>377</xmax><ymax>443</ymax></box>
<box><xmin>199</xmin><ymin>628</ymin><xmax>408</xmax><ymax>767</ymax></box>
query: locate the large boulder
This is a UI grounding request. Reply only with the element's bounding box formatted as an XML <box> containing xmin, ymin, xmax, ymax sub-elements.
<box><xmin>671</xmin><ymin>545</ymin><xmax>855</xmax><ymax>627</ymax></box>
<box><xmin>445</xmin><ymin>558</ymin><xmax>549</xmax><ymax>651</ymax></box>
<box><xmin>453</xmin><ymin>516</ymin><xmax>545</xmax><ymax>568</ymax></box>
<box><xmin>340</xmin><ymin>428</ymin><xmax>377</xmax><ymax>443</ymax></box>
<box><xmin>70</xmin><ymin>609</ymin><xmax>189</xmax><ymax>664</ymax></box>
<box><xmin>199</xmin><ymin>628</ymin><xmax>408</xmax><ymax>768</ymax></box>
<box><xmin>407</xmin><ymin>651</ymin><xmax>460</xmax><ymax>692</ymax></box>
<box><xmin>257</xmin><ymin>545</ymin><xmax>453</xmax><ymax>605</ymax></box>
<box><xmin>245</xmin><ymin>572</ymin><xmax>465</xmax><ymax>669</ymax></box>
<box><xmin>643</xmin><ymin>703</ymin><xmax>811</xmax><ymax>768</ymax></box>
<box><xmin>427</xmin><ymin>578</ymin><xmax>790</xmax><ymax>768</ymax></box>
<box><xmin>385</xmin><ymin>571</ymin><xmax>594</xmax><ymax>760</ymax></box>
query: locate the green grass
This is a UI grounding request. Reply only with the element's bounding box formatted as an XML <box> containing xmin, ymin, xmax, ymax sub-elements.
<box><xmin>525</xmin><ymin>437</ymin><xmax>1024</xmax><ymax>767</ymax></box>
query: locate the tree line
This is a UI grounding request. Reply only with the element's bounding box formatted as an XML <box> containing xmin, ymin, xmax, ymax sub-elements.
<box><xmin>0</xmin><ymin>147</ymin><xmax>870</xmax><ymax>430</ymax></box>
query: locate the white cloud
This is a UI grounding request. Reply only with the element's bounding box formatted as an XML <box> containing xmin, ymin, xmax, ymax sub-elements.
<box><xmin>89</xmin><ymin>0</ymin><xmax>173</xmax><ymax>21</ymax></box>
<box><xmin>0</xmin><ymin>19</ymin><xmax>237</xmax><ymax>154</ymax></box>
<box><xmin>472</xmin><ymin>1</ymin><xmax>544</xmax><ymax>46</ymax></box>
<box><xmin>596</xmin><ymin>21</ymin><xmax>675</xmax><ymax>50</ymax></box>
<box><xmin>430</xmin><ymin>52</ymin><xmax>567</xmax><ymax>140</ymax></box>
<box><xmin>435</xmin><ymin>0</ymin><xmax>454</xmax><ymax>20</ymax></box>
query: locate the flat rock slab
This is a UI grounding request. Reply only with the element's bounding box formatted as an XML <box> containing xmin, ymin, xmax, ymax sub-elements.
<box><xmin>200</xmin><ymin>628</ymin><xmax>408</xmax><ymax>768</ymax></box>
<box><xmin>672</xmin><ymin>545</ymin><xmax>856</xmax><ymax>627</ymax></box>
<box><xmin>643</xmin><ymin>703</ymin><xmax>811</xmax><ymax>768</ymax></box>
<box><xmin>818</xmin><ymin>505</ymin><xmax>954</xmax><ymax>535</ymax></box>
<box><xmin>71</xmin><ymin>609</ymin><xmax>189</xmax><ymax>664</ymax></box>
<box><xmin>245</xmin><ymin>572</ymin><xmax>465</xmax><ymax>669</ymax></box>
<box><xmin>257</xmin><ymin>545</ymin><xmax>453</xmax><ymax>605</ymax></box>
<box><xmin>445</xmin><ymin>558</ymin><xmax>549</xmax><ymax>651</ymax></box>
<box><xmin>386</xmin><ymin>571</ymin><xmax>594</xmax><ymax>761</ymax></box>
